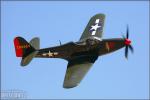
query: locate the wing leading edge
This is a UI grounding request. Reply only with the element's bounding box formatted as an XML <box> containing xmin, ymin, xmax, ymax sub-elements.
<box><xmin>80</xmin><ymin>14</ymin><xmax>105</xmax><ymax>41</ymax></box>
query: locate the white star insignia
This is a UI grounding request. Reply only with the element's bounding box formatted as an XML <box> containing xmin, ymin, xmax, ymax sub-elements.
<box><xmin>90</xmin><ymin>24</ymin><xmax>101</xmax><ymax>31</ymax></box>
<box><xmin>48</xmin><ymin>51</ymin><xmax>53</xmax><ymax>57</ymax></box>
<box><xmin>89</xmin><ymin>19</ymin><xmax>102</xmax><ymax>36</ymax></box>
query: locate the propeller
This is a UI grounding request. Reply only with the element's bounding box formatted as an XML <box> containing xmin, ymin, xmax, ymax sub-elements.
<box><xmin>122</xmin><ymin>25</ymin><xmax>134</xmax><ymax>59</ymax></box>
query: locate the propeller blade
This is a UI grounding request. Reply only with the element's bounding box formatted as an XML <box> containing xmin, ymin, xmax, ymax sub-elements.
<box><xmin>129</xmin><ymin>45</ymin><xmax>134</xmax><ymax>53</ymax></box>
<box><xmin>125</xmin><ymin>45</ymin><xmax>128</xmax><ymax>59</ymax></box>
<box><xmin>124</xmin><ymin>25</ymin><xmax>134</xmax><ymax>59</ymax></box>
<box><xmin>126</xmin><ymin>25</ymin><xmax>129</xmax><ymax>39</ymax></box>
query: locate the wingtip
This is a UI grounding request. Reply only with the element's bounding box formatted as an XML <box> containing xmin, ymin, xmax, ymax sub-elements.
<box><xmin>63</xmin><ymin>84</ymin><xmax>78</xmax><ymax>89</ymax></box>
<box><xmin>94</xmin><ymin>13</ymin><xmax>105</xmax><ymax>17</ymax></box>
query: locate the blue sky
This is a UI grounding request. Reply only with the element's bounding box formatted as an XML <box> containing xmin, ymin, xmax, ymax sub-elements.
<box><xmin>1</xmin><ymin>1</ymin><xmax>149</xmax><ymax>99</ymax></box>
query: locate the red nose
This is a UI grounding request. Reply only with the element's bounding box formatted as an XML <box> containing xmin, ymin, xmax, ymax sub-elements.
<box><xmin>125</xmin><ymin>39</ymin><xmax>131</xmax><ymax>45</ymax></box>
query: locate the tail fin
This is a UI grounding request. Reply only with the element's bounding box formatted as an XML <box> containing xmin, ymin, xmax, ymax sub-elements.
<box><xmin>14</xmin><ymin>37</ymin><xmax>38</xmax><ymax>66</ymax></box>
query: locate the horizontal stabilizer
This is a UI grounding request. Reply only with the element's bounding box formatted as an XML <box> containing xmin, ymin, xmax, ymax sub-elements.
<box><xmin>21</xmin><ymin>51</ymin><xmax>38</xmax><ymax>66</ymax></box>
<box><xmin>30</xmin><ymin>37</ymin><xmax>40</xmax><ymax>50</ymax></box>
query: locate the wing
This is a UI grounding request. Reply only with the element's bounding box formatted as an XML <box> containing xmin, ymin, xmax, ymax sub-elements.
<box><xmin>79</xmin><ymin>14</ymin><xmax>105</xmax><ymax>41</ymax></box>
<box><xmin>63</xmin><ymin>55</ymin><xmax>98</xmax><ymax>88</ymax></box>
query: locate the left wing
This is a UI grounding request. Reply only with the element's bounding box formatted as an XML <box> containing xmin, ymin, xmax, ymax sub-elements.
<box><xmin>63</xmin><ymin>55</ymin><xmax>98</xmax><ymax>88</ymax></box>
<box><xmin>79</xmin><ymin>14</ymin><xmax>105</xmax><ymax>41</ymax></box>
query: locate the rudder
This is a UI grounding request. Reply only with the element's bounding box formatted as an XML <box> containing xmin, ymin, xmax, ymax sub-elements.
<box><xmin>14</xmin><ymin>37</ymin><xmax>35</xmax><ymax>57</ymax></box>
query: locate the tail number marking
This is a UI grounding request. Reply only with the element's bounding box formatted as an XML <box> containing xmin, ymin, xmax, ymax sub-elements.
<box><xmin>16</xmin><ymin>45</ymin><xmax>30</xmax><ymax>49</ymax></box>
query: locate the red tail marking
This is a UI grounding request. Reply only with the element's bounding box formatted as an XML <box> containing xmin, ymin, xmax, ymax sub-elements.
<box><xmin>14</xmin><ymin>38</ymin><xmax>23</xmax><ymax>57</ymax></box>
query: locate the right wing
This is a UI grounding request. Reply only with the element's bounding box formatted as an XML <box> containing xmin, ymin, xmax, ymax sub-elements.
<box><xmin>63</xmin><ymin>55</ymin><xmax>98</xmax><ymax>88</ymax></box>
<box><xmin>80</xmin><ymin>14</ymin><xmax>105</xmax><ymax>41</ymax></box>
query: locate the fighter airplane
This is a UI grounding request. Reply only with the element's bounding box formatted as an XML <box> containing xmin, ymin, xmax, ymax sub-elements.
<box><xmin>14</xmin><ymin>14</ymin><xmax>133</xmax><ymax>88</ymax></box>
